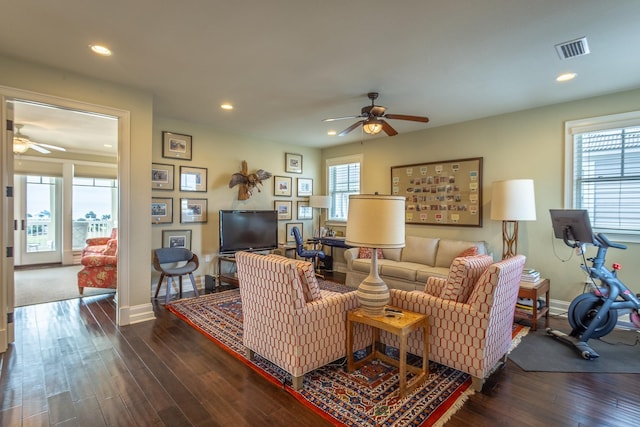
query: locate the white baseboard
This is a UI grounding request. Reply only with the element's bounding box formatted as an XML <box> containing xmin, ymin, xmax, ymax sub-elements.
<box><xmin>118</xmin><ymin>302</ymin><xmax>156</xmax><ymax>325</ymax></box>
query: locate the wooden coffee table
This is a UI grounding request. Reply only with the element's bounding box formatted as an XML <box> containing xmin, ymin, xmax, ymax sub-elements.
<box><xmin>346</xmin><ymin>306</ymin><xmax>429</xmax><ymax>398</ymax></box>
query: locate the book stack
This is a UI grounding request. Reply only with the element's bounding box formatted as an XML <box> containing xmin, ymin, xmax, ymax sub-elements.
<box><xmin>521</xmin><ymin>268</ymin><xmax>540</xmax><ymax>283</ymax></box>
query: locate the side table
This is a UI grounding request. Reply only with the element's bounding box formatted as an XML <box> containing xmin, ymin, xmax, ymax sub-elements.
<box><xmin>346</xmin><ymin>307</ymin><xmax>429</xmax><ymax>398</ymax></box>
<box><xmin>514</xmin><ymin>278</ymin><xmax>550</xmax><ymax>331</ymax></box>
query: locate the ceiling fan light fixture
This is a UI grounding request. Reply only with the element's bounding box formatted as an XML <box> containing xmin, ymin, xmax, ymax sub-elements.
<box><xmin>13</xmin><ymin>137</ymin><xmax>30</xmax><ymax>154</ymax></box>
<box><xmin>363</xmin><ymin>119</ymin><xmax>383</xmax><ymax>135</ymax></box>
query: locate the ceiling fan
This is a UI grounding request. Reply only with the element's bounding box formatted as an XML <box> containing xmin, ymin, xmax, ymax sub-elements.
<box><xmin>13</xmin><ymin>123</ymin><xmax>66</xmax><ymax>154</ymax></box>
<box><xmin>323</xmin><ymin>92</ymin><xmax>429</xmax><ymax>137</ymax></box>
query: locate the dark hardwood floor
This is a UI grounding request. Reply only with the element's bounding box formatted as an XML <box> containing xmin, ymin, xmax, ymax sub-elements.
<box><xmin>1</xmin><ymin>272</ymin><xmax>638</xmax><ymax>426</ymax></box>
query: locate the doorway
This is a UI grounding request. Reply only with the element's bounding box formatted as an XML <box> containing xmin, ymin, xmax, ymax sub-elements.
<box><xmin>11</xmin><ymin>99</ymin><xmax>118</xmax><ymax>304</ymax></box>
<box><xmin>14</xmin><ymin>174</ymin><xmax>62</xmax><ymax>265</ymax></box>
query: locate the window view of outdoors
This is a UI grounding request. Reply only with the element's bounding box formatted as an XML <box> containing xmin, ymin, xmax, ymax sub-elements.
<box><xmin>25</xmin><ymin>176</ymin><xmax>118</xmax><ymax>252</ymax></box>
<box><xmin>72</xmin><ymin>177</ymin><xmax>118</xmax><ymax>250</ymax></box>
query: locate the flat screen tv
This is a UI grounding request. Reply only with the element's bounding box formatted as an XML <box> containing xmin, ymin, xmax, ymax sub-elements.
<box><xmin>219</xmin><ymin>210</ymin><xmax>278</xmax><ymax>254</ymax></box>
<box><xmin>549</xmin><ymin>209</ymin><xmax>595</xmax><ymax>244</ymax></box>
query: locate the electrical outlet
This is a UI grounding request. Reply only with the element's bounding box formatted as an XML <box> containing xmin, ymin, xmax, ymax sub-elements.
<box><xmin>204</xmin><ymin>254</ymin><xmax>212</xmax><ymax>263</ymax></box>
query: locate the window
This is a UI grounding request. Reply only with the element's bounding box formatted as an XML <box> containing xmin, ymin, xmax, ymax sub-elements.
<box><xmin>566</xmin><ymin>111</ymin><xmax>640</xmax><ymax>239</ymax></box>
<box><xmin>327</xmin><ymin>155</ymin><xmax>362</xmax><ymax>222</ymax></box>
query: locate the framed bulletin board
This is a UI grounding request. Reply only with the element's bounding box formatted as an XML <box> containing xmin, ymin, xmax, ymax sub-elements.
<box><xmin>390</xmin><ymin>157</ymin><xmax>483</xmax><ymax>227</ymax></box>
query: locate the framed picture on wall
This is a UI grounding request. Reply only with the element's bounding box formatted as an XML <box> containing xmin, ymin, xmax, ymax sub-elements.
<box><xmin>274</xmin><ymin>175</ymin><xmax>292</xmax><ymax>196</ymax></box>
<box><xmin>297</xmin><ymin>178</ymin><xmax>312</xmax><ymax>196</ymax></box>
<box><xmin>286</xmin><ymin>222</ymin><xmax>302</xmax><ymax>243</ymax></box>
<box><xmin>152</xmin><ymin>197</ymin><xmax>173</xmax><ymax>224</ymax></box>
<box><xmin>297</xmin><ymin>201</ymin><xmax>312</xmax><ymax>220</ymax></box>
<box><xmin>285</xmin><ymin>152</ymin><xmax>303</xmax><ymax>174</ymax></box>
<box><xmin>162</xmin><ymin>229</ymin><xmax>192</xmax><ymax>249</ymax></box>
<box><xmin>162</xmin><ymin>131</ymin><xmax>192</xmax><ymax>160</ymax></box>
<box><xmin>152</xmin><ymin>163</ymin><xmax>174</xmax><ymax>190</ymax></box>
<box><xmin>274</xmin><ymin>200</ymin><xmax>292</xmax><ymax>220</ymax></box>
<box><xmin>180</xmin><ymin>166</ymin><xmax>207</xmax><ymax>192</ymax></box>
<box><xmin>180</xmin><ymin>198</ymin><xmax>208</xmax><ymax>223</ymax></box>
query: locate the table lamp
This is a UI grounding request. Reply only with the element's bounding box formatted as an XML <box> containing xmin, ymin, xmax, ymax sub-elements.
<box><xmin>309</xmin><ymin>195</ymin><xmax>330</xmax><ymax>238</ymax></box>
<box><xmin>345</xmin><ymin>194</ymin><xmax>405</xmax><ymax>316</ymax></box>
<box><xmin>490</xmin><ymin>179</ymin><xmax>536</xmax><ymax>259</ymax></box>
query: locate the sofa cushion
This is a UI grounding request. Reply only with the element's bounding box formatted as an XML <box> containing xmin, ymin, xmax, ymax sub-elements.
<box><xmin>415</xmin><ymin>265</ymin><xmax>450</xmax><ymax>283</ymax></box>
<box><xmin>379</xmin><ymin>262</ymin><xmax>419</xmax><ymax>282</ymax></box>
<box><xmin>401</xmin><ymin>236</ymin><xmax>439</xmax><ymax>266</ymax></box>
<box><xmin>382</xmin><ymin>248</ymin><xmax>402</xmax><ymax>261</ymax></box>
<box><xmin>434</xmin><ymin>239</ymin><xmax>486</xmax><ymax>268</ymax></box>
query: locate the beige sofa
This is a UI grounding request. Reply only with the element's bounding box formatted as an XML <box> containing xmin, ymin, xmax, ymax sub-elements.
<box><xmin>344</xmin><ymin>235</ymin><xmax>488</xmax><ymax>291</ymax></box>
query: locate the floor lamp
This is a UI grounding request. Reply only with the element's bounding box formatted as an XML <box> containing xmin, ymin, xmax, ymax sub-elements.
<box><xmin>490</xmin><ymin>179</ymin><xmax>536</xmax><ymax>259</ymax></box>
<box><xmin>309</xmin><ymin>195</ymin><xmax>330</xmax><ymax>238</ymax></box>
<box><xmin>345</xmin><ymin>194</ymin><xmax>405</xmax><ymax>316</ymax></box>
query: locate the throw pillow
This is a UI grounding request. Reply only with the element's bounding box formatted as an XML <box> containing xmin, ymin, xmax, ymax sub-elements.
<box><xmin>291</xmin><ymin>259</ymin><xmax>322</xmax><ymax>302</ymax></box>
<box><xmin>358</xmin><ymin>247</ymin><xmax>384</xmax><ymax>259</ymax></box>
<box><xmin>456</xmin><ymin>246</ymin><xmax>478</xmax><ymax>258</ymax></box>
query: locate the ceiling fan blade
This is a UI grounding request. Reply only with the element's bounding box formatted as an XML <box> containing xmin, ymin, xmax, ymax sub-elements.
<box><xmin>381</xmin><ymin>120</ymin><xmax>398</xmax><ymax>137</ymax></box>
<box><xmin>30</xmin><ymin>144</ymin><xmax>51</xmax><ymax>154</ymax></box>
<box><xmin>338</xmin><ymin>121</ymin><xmax>365</xmax><ymax>136</ymax></box>
<box><xmin>36</xmin><ymin>143</ymin><xmax>66</xmax><ymax>152</ymax></box>
<box><xmin>384</xmin><ymin>114</ymin><xmax>430</xmax><ymax>123</ymax></box>
<box><xmin>323</xmin><ymin>115</ymin><xmax>363</xmax><ymax>122</ymax></box>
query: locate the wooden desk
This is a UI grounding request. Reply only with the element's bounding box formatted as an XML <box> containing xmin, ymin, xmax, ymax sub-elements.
<box><xmin>346</xmin><ymin>307</ymin><xmax>429</xmax><ymax>398</ymax></box>
<box><xmin>514</xmin><ymin>278</ymin><xmax>550</xmax><ymax>331</ymax></box>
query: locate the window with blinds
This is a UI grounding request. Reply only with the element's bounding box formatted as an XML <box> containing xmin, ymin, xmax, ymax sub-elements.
<box><xmin>327</xmin><ymin>155</ymin><xmax>361</xmax><ymax>222</ymax></box>
<box><xmin>572</xmin><ymin>124</ymin><xmax>640</xmax><ymax>234</ymax></box>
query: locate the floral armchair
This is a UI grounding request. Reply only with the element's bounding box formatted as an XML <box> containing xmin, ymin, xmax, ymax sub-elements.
<box><xmin>81</xmin><ymin>227</ymin><xmax>118</xmax><ymax>257</ymax></box>
<box><xmin>77</xmin><ymin>238</ymin><xmax>117</xmax><ymax>294</ymax></box>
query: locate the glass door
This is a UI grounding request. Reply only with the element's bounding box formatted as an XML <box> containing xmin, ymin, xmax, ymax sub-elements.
<box><xmin>14</xmin><ymin>175</ymin><xmax>62</xmax><ymax>265</ymax></box>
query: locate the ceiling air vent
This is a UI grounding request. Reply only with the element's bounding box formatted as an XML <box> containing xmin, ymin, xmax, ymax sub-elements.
<box><xmin>555</xmin><ymin>37</ymin><xmax>590</xmax><ymax>60</ymax></box>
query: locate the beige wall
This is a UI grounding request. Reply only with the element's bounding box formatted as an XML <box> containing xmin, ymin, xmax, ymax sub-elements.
<box><xmin>3</xmin><ymin>52</ymin><xmax>639</xmax><ymax>308</ymax></box>
<box><xmin>152</xmin><ymin>116</ymin><xmax>322</xmax><ymax>280</ymax></box>
<box><xmin>0</xmin><ymin>55</ymin><xmax>153</xmax><ymax>312</ymax></box>
<box><xmin>322</xmin><ymin>88</ymin><xmax>640</xmax><ymax>303</ymax></box>
<box><xmin>0</xmin><ymin>55</ymin><xmax>324</xmax><ymax>317</ymax></box>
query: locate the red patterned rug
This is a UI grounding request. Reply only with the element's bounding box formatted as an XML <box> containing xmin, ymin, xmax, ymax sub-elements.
<box><xmin>167</xmin><ymin>281</ymin><xmax>527</xmax><ymax>426</ymax></box>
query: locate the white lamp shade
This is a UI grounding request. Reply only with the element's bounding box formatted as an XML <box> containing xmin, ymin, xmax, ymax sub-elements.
<box><xmin>309</xmin><ymin>195</ymin><xmax>330</xmax><ymax>209</ymax></box>
<box><xmin>490</xmin><ymin>179</ymin><xmax>537</xmax><ymax>221</ymax></box>
<box><xmin>345</xmin><ymin>194</ymin><xmax>405</xmax><ymax>248</ymax></box>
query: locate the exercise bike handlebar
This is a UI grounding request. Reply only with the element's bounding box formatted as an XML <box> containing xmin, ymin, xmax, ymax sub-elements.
<box><xmin>594</xmin><ymin>233</ymin><xmax>627</xmax><ymax>250</ymax></box>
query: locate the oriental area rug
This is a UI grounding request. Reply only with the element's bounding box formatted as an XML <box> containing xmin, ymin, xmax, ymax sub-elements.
<box><xmin>167</xmin><ymin>281</ymin><xmax>528</xmax><ymax>427</ymax></box>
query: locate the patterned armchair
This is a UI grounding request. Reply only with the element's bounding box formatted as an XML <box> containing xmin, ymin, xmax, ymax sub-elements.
<box><xmin>386</xmin><ymin>254</ymin><xmax>526</xmax><ymax>391</ymax></box>
<box><xmin>82</xmin><ymin>227</ymin><xmax>117</xmax><ymax>257</ymax></box>
<box><xmin>235</xmin><ymin>251</ymin><xmax>368</xmax><ymax>390</ymax></box>
<box><xmin>77</xmin><ymin>238</ymin><xmax>117</xmax><ymax>294</ymax></box>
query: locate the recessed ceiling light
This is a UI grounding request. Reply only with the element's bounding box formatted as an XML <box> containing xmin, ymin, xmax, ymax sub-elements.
<box><xmin>327</xmin><ymin>130</ymin><xmax>337</xmax><ymax>136</ymax></box>
<box><xmin>90</xmin><ymin>44</ymin><xmax>112</xmax><ymax>56</ymax></box>
<box><xmin>220</xmin><ymin>103</ymin><xmax>233</xmax><ymax>110</ymax></box>
<box><xmin>104</xmin><ymin>144</ymin><xmax>113</xmax><ymax>148</ymax></box>
<box><xmin>556</xmin><ymin>72</ymin><xmax>577</xmax><ymax>82</ymax></box>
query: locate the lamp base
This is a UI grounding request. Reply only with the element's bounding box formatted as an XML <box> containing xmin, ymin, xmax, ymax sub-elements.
<box><xmin>356</xmin><ymin>276</ymin><xmax>390</xmax><ymax>317</ymax></box>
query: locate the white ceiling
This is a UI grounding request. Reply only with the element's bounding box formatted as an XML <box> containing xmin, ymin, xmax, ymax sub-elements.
<box><xmin>2</xmin><ymin>0</ymin><xmax>640</xmax><ymax>153</ymax></box>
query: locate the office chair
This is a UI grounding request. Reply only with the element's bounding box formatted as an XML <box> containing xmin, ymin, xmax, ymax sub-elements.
<box><xmin>152</xmin><ymin>247</ymin><xmax>200</xmax><ymax>304</ymax></box>
<box><xmin>291</xmin><ymin>226</ymin><xmax>326</xmax><ymax>276</ymax></box>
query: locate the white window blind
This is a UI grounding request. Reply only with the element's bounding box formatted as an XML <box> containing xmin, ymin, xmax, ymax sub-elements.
<box><xmin>572</xmin><ymin>124</ymin><xmax>640</xmax><ymax>234</ymax></box>
<box><xmin>327</xmin><ymin>155</ymin><xmax>361</xmax><ymax>222</ymax></box>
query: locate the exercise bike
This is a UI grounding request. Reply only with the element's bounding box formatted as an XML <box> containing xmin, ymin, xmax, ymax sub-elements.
<box><xmin>547</xmin><ymin>209</ymin><xmax>640</xmax><ymax>360</ymax></box>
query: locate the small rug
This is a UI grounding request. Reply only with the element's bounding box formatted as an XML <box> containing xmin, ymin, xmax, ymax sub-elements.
<box><xmin>167</xmin><ymin>281</ymin><xmax>527</xmax><ymax>427</ymax></box>
<box><xmin>14</xmin><ymin>265</ymin><xmax>116</xmax><ymax>307</ymax></box>
<box><xmin>509</xmin><ymin>324</ymin><xmax>640</xmax><ymax>373</ymax></box>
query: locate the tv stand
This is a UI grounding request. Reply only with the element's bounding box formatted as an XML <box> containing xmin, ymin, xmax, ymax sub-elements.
<box><xmin>218</xmin><ymin>255</ymin><xmax>239</xmax><ymax>287</ymax></box>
